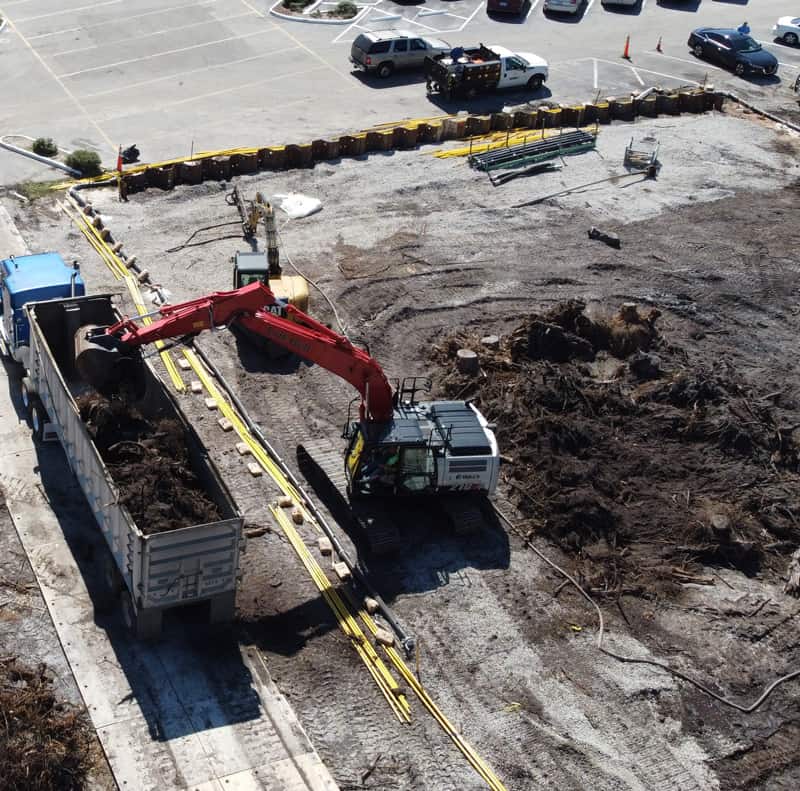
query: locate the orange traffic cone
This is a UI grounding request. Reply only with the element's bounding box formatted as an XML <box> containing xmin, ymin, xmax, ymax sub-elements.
<box><xmin>656</xmin><ymin>36</ymin><xmax>663</xmax><ymax>53</ymax></box>
<box><xmin>622</xmin><ymin>35</ymin><xmax>631</xmax><ymax>60</ymax></box>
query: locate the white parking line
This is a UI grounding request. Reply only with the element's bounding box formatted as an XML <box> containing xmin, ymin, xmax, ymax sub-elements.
<box><xmin>80</xmin><ymin>45</ymin><xmax>302</xmax><ymax>101</ymax></box>
<box><xmin>102</xmin><ymin>65</ymin><xmax>329</xmax><ymax>121</ymax></box>
<box><xmin>595</xmin><ymin>57</ymin><xmax>700</xmax><ymax>87</ymax></box>
<box><xmin>58</xmin><ymin>29</ymin><xmax>277</xmax><ymax>78</ymax></box>
<box><xmin>525</xmin><ymin>0</ymin><xmax>540</xmax><ymax>21</ymax></box>
<box><xmin>26</xmin><ymin>0</ymin><xmax>221</xmax><ymax>41</ymax></box>
<box><xmin>49</xmin><ymin>12</ymin><xmax>256</xmax><ymax>58</ymax></box>
<box><xmin>15</xmin><ymin>0</ymin><xmax>122</xmax><ymax>24</ymax></box>
<box><xmin>585</xmin><ymin>0</ymin><xmax>595</xmax><ymax>16</ymax></box>
<box><xmin>630</xmin><ymin>65</ymin><xmax>644</xmax><ymax>86</ymax></box>
<box><xmin>650</xmin><ymin>52</ymin><xmax>724</xmax><ymax>73</ymax></box>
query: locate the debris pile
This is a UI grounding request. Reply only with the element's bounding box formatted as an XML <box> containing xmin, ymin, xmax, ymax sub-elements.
<box><xmin>434</xmin><ymin>301</ymin><xmax>800</xmax><ymax>595</ymax></box>
<box><xmin>0</xmin><ymin>657</ymin><xmax>93</xmax><ymax>791</ymax></box>
<box><xmin>77</xmin><ymin>393</ymin><xmax>221</xmax><ymax>534</ymax></box>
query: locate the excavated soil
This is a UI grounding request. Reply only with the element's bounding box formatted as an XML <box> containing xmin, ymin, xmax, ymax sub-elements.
<box><xmin>433</xmin><ymin>301</ymin><xmax>800</xmax><ymax>598</ymax></box>
<box><xmin>77</xmin><ymin>393</ymin><xmax>220</xmax><ymax>534</ymax></box>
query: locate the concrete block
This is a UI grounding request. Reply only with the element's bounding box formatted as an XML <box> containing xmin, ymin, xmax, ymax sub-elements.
<box><xmin>333</xmin><ymin>562</ymin><xmax>351</xmax><ymax>581</ymax></box>
<box><xmin>236</xmin><ymin>152</ymin><xmax>258</xmax><ymax>173</ymax></box>
<box><xmin>490</xmin><ymin>112</ymin><xmax>513</xmax><ymax>131</ymax></box>
<box><xmin>465</xmin><ymin>115</ymin><xmax>491</xmax><ymax>136</ymax></box>
<box><xmin>236</xmin><ymin>442</ymin><xmax>251</xmax><ymax>456</ymax></box>
<box><xmin>278</xmin><ymin>495</ymin><xmax>293</xmax><ymax>507</ymax></box>
<box><xmin>203</xmin><ymin>155</ymin><xmax>231</xmax><ymax>181</ymax></box>
<box><xmin>365</xmin><ymin>130</ymin><xmax>394</xmax><ymax>151</ymax></box>
<box><xmin>364</xmin><ymin>597</ymin><xmax>379</xmax><ymax>614</ymax></box>
<box><xmin>178</xmin><ymin>358</ymin><xmax>191</xmax><ymax>370</ymax></box>
<box><xmin>291</xmin><ymin>509</ymin><xmax>304</xmax><ymax>525</ymax></box>
<box><xmin>178</xmin><ymin>160</ymin><xmax>203</xmax><ymax>184</ymax></box>
<box><xmin>514</xmin><ymin>109</ymin><xmax>538</xmax><ymax>128</ymax></box>
<box><xmin>247</xmin><ymin>462</ymin><xmax>263</xmax><ymax>477</ymax></box>
<box><xmin>374</xmin><ymin>627</ymin><xmax>394</xmax><ymax>647</ymax></box>
<box><xmin>442</xmin><ymin>117</ymin><xmax>466</xmax><ymax>140</ymax></box>
<box><xmin>204</xmin><ymin>397</ymin><xmax>218</xmax><ymax>410</ymax></box>
<box><xmin>317</xmin><ymin>536</ymin><xmax>333</xmax><ymax>556</ymax></box>
<box><xmin>419</xmin><ymin>122</ymin><xmax>443</xmax><ymax>143</ymax></box>
<box><xmin>123</xmin><ymin>172</ymin><xmax>147</xmax><ymax>193</ymax></box>
<box><xmin>217</xmin><ymin>417</ymin><xmax>234</xmax><ymax>432</ymax></box>
<box><xmin>190</xmin><ymin>380</ymin><xmax>203</xmax><ymax>393</ymax></box>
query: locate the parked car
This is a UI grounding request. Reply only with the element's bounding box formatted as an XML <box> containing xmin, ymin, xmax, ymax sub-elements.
<box><xmin>350</xmin><ymin>30</ymin><xmax>450</xmax><ymax>79</ymax></box>
<box><xmin>688</xmin><ymin>28</ymin><xmax>779</xmax><ymax>77</ymax></box>
<box><xmin>487</xmin><ymin>0</ymin><xmax>526</xmax><ymax>15</ymax></box>
<box><xmin>773</xmin><ymin>17</ymin><xmax>800</xmax><ymax>47</ymax></box>
<box><xmin>543</xmin><ymin>0</ymin><xmax>584</xmax><ymax>14</ymax></box>
<box><xmin>601</xmin><ymin>0</ymin><xmax>639</xmax><ymax>7</ymax></box>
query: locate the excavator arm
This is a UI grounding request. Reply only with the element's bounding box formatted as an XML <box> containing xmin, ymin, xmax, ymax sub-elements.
<box><xmin>79</xmin><ymin>281</ymin><xmax>395</xmax><ymax>422</ymax></box>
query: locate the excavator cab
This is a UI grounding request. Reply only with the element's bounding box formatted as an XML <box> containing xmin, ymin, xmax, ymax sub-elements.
<box><xmin>232</xmin><ymin>252</ymin><xmax>309</xmax><ymax>313</ymax></box>
<box><xmin>345</xmin><ymin>422</ymin><xmax>437</xmax><ymax>498</ymax></box>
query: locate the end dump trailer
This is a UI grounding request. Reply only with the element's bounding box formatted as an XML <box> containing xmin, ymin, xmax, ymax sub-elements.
<box><xmin>24</xmin><ymin>293</ymin><xmax>244</xmax><ymax>639</ymax></box>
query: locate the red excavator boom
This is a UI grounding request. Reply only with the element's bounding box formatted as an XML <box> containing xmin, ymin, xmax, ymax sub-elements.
<box><xmin>82</xmin><ymin>281</ymin><xmax>395</xmax><ymax>422</ymax></box>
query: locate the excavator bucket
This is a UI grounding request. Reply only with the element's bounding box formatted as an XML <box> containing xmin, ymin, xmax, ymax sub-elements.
<box><xmin>74</xmin><ymin>325</ymin><xmax>146</xmax><ymax>399</ymax></box>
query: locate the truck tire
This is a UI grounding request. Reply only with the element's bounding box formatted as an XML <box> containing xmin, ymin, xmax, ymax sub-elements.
<box><xmin>527</xmin><ymin>74</ymin><xmax>544</xmax><ymax>91</ymax></box>
<box><xmin>29</xmin><ymin>398</ymin><xmax>48</xmax><ymax>442</ymax></box>
<box><xmin>377</xmin><ymin>62</ymin><xmax>394</xmax><ymax>79</ymax></box>
<box><xmin>20</xmin><ymin>377</ymin><xmax>35</xmax><ymax>412</ymax></box>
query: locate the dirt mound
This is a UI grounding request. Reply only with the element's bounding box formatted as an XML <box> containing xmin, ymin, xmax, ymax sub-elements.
<box><xmin>509</xmin><ymin>300</ymin><xmax>660</xmax><ymax>363</ymax></box>
<box><xmin>77</xmin><ymin>394</ymin><xmax>221</xmax><ymax>534</ymax></box>
<box><xmin>433</xmin><ymin>301</ymin><xmax>800</xmax><ymax>595</ymax></box>
<box><xmin>0</xmin><ymin>657</ymin><xmax>93</xmax><ymax>791</ymax></box>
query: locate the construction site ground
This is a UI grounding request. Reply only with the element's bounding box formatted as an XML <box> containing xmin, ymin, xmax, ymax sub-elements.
<box><xmin>3</xmin><ymin>108</ymin><xmax>800</xmax><ymax>789</ymax></box>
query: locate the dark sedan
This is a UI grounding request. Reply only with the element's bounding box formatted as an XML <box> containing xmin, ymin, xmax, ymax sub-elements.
<box><xmin>688</xmin><ymin>28</ymin><xmax>779</xmax><ymax>77</ymax></box>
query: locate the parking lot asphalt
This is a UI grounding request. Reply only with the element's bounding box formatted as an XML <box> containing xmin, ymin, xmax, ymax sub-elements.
<box><xmin>0</xmin><ymin>0</ymin><xmax>798</xmax><ymax>183</ymax></box>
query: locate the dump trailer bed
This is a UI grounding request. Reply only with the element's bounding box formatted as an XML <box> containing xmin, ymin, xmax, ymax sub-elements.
<box><xmin>25</xmin><ymin>294</ymin><xmax>244</xmax><ymax>638</ymax></box>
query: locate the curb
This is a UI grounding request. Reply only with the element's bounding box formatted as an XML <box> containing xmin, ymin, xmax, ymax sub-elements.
<box><xmin>268</xmin><ymin>0</ymin><xmax>362</xmax><ymax>25</ymax></box>
<box><xmin>725</xmin><ymin>91</ymin><xmax>800</xmax><ymax>134</ymax></box>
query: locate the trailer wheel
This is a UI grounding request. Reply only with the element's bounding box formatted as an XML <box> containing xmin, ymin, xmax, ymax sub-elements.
<box><xmin>21</xmin><ymin>377</ymin><xmax>35</xmax><ymax>412</ymax></box>
<box><xmin>527</xmin><ymin>74</ymin><xmax>544</xmax><ymax>91</ymax></box>
<box><xmin>29</xmin><ymin>398</ymin><xmax>48</xmax><ymax>442</ymax></box>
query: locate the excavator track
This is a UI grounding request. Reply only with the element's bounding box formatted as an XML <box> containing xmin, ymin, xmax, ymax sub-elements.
<box><xmin>297</xmin><ymin>438</ymin><xmax>402</xmax><ymax>556</ymax></box>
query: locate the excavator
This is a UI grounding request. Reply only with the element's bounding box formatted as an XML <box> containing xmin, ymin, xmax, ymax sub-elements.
<box><xmin>226</xmin><ymin>186</ymin><xmax>309</xmax><ymax>312</ymax></box>
<box><xmin>75</xmin><ymin>279</ymin><xmax>501</xmax><ymax>505</ymax></box>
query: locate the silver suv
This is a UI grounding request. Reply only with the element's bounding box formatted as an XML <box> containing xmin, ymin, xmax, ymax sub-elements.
<box><xmin>350</xmin><ymin>30</ymin><xmax>450</xmax><ymax>79</ymax></box>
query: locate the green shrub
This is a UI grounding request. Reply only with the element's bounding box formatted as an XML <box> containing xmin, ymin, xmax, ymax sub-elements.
<box><xmin>334</xmin><ymin>1</ymin><xmax>358</xmax><ymax>17</ymax></box>
<box><xmin>64</xmin><ymin>149</ymin><xmax>102</xmax><ymax>177</ymax></box>
<box><xmin>282</xmin><ymin>0</ymin><xmax>314</xmax><ymax>9</ymax></box>
<box><xmin>32</xmin><ymin>137</ymin><xmax>58</xmax><ymax>157</ymax></box>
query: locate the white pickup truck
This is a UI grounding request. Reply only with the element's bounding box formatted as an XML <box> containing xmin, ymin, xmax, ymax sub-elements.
<box><xmin>425</xmin><ymin>44</ymin><xmax>549</xmax><ymax>99</ymax></box>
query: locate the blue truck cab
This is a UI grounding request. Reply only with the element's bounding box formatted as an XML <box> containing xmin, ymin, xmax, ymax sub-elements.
<box><xmin>0</xmin><ymin>253</ymin><xmax>84</xmax><ymax>367</ymax></box>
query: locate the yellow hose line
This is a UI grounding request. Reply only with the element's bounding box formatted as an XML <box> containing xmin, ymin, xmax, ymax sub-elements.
<box><xmin>353</xmin><ymin>601</ymin><xmax>507</xmax><ymax>791</ymax></box>
<box><xmin>61</xmin><ymin>197</ymin><xmax>185</xmax><ymax>391</ymax></box>
<box><xmin>270</xmin><ymin>506</ymin><xmax>410</xmax><ymax>723</ymax></box>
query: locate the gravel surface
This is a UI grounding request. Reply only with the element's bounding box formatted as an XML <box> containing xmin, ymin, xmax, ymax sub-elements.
<box><xmin>4</xmin><ymin>109</ymin><xmax>800</xmax><ymax>790</ymax></box>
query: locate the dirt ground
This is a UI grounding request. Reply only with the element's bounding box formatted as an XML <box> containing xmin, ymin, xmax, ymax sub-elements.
<box><xmin>4</xmin><ymin>108</ymin><xmax>800</xmax><ymax>790</ymax></box>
